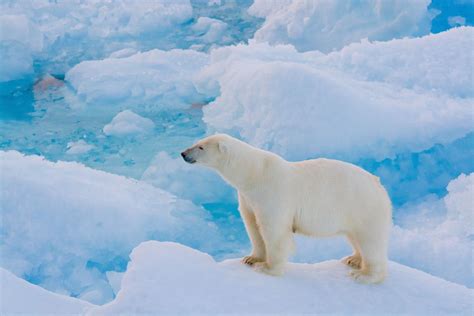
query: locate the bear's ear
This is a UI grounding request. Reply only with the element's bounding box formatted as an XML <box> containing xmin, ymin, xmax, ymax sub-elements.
<box><xmin>218</xmin><ymin>141</ymin><xmax>228</xmax><ymax>154</ymax></box>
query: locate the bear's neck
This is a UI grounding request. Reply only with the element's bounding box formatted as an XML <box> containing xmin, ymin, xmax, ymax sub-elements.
<box><xmin>215</xmin><ymin>146</ymin><xmax>282</xmax><ymax>192</ymax></box>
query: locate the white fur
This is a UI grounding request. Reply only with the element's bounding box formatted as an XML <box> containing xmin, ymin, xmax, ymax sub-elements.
<box><xmin>182</xmin><ymin>134</ymin><xmax>392</xmax><ymax>283</ymax></box>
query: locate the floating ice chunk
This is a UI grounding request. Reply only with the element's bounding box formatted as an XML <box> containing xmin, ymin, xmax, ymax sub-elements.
<box><xmin>66</xmin><ymin>140</ymin><xmax>95</xmax><ymax>155</ymax></box>
<box><xmin>0</xmin><ymin>14</ymin><xmax>43</xmax><ymax>82</ymax></box>
<box><xmin>192</xmin><ymin>17</ymin><xmax>228</xmax><ymax>43</ymax></box>
<box><xmin>89</xmin><ymin>241</ymin><xmax>473</xmax><ymax>315</ymax></box>
<box><xmin>103</xmin><ymin>110</ymin><xmax>155</xmax><ymax>137</ymax></box>
<box><xmin>197</xmin><ymin>30</ymin><xmax>473</xmax><ymax>161</ymax></box>
<box><xmin>448</xmin><ymin>16</ymin><xmax>466</xmax><ymax>27</ymax></box>
<box><xmin>0</xmin><ymin>150</ymin><xmax>220</xmax><ymax>304</ymax></box>
<box><xmin>0</xmin><ymin>14</ymin><xmax>43</xmax><ymax>52</ymax></box>
<box><xmin>66</xmin><ymin>49</ymin><xmax>209</xmax><ymax>107</ymax></box>
<box><xmin>141</xmin><ymin>151</ymin><xmax>234</xmax><ymax>205</ymax></box>
<box><xmin>249</xmin><ymin>0</ymin><xmax>433</xmax><ymax>52</ymax></box>
<box><xmin>320</xmin><ymin>27</ymin><xmax>474</xmax><ymax>97</ymax></box>
<box><xmin>0</xmin><ymin>267</ymin><xmax>95</xmax><ymax>315</ymax></box>
<box><xmin>0</xmin><ymin>41</ymin><xmax>34</xmax><ymax>82</ymax></box>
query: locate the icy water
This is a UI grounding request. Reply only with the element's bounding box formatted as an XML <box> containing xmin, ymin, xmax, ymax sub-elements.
<box><xmin>1</xmin><ymin>83</ymin><xmax>205</xmax><ymax>178</ymax></box>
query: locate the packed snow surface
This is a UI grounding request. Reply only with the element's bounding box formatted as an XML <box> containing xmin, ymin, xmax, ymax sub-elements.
<box><xmin>0</xmin><ymin>268</ymin><xmax>94</xmax><ymax>315</ymax></box>
<box><xmin>90</xmin><ymin>241</ymin><xmax>474</xmax><ymax>315</ymax></box>
<box><xmin>3</xmin><ymin>241</ymin><xmax>472</xmax><ymax>315</ymax></box>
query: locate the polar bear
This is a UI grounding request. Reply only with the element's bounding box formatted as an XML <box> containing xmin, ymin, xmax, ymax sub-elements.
<box><xmin>181</xmin><ymin>134</ymin><xmax>392</xmax><ymax>283</ymax></box>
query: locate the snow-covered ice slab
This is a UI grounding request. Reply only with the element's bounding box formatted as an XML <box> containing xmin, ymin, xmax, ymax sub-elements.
<box><xmin>66</xmin><ymin>49</ymin><xmax>209</xmax><ymax>107</ymax></box>
<box><xmin>0</xmin><ymin>150</ymin><xmax>220</xmax><ymax>304</ymax></box>
<box><xmin>0</xmin><ymin>268</ymin><xmax>95</xmax><ymax>315</ymax></box>
<box><xmin>199</xmin><ymin>27</ymin><xmax>474</xmax><ymax>161</ymax></box>
<box><xmin>91</xmin><ymin>241</ymin><xmax>473</xmax><ymax>315</ymax></box>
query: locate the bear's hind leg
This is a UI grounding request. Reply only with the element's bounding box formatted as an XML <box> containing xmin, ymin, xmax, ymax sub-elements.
<box><xmin>349</xmin><ymin>232</ymin><xmax>388</xmax><ymax>284</ymax></box>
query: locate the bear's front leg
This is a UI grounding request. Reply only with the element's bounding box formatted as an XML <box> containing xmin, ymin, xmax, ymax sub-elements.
<box><xmin>239</xmin><ymin>193</ymin><xmax>266</xmax><ymax>265</ymax></box>
<box><xmin>254</xmin><ymin>220</ymin><xmax>294</xmax><ymax>276</ymax></box>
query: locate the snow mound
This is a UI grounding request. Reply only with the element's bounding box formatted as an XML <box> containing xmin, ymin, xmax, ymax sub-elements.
<box><xmin>249</xmin><ymin>0</ymin><xmax>433</xmax><ymax>52</ymax></box>
<box><xmin>90</xmin><ymin>241</ymin><xmax>473</xmax><ymax>315</ymax></box>
<box><xmin>103</xmin><ymin>110</ymin><xmax>155</xmax><ymax>137</ymax></box>
<box><xmin>198</xmin><ymin>28</ymin><xmax>473</xmax><ymax>161</ymax></box>
<box><xmin>321</xmin><ymin>26</ymin><xmax>474</xmax><ymax>97</ymax></box>
<box><xmin>0</xmin><ymin>268</ymin><xmax>95</xmax><ymax>315</ymax></box>
<box><xmin>66</xmin><ymin>49</ymin><xmax>209</xmax><ymax>107</ymax></box>
<box><xmin>0</xmin><ymin>151</ymin><xmax>220</xmax><ymax>304</ymax></box>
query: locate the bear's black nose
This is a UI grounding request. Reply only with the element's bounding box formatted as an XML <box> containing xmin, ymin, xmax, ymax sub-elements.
<box><xmin>181</xmin><ymin>150</ymin><xmax>196</xmax><ymax>163</ymax></box>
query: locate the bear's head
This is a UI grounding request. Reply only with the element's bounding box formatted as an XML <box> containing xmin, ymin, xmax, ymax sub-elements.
<box><xmin>181</xmin><ymin>133</ymin><xmax>276</xmax><ymax>190</ymax></box>
<box><xmin>181</xmin><ymin>134</ymin><xmax>232</xmax><ymax>169</ymax></box>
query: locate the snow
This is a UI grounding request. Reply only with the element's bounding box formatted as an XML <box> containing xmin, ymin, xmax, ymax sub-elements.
<box><xmin>198</xmin><ymin>28</ymin><xmax>473</xmax><ymax>161</ymax></box>
<box><xmin>89</xmin><ymin>241</ymin><xmax>473</xmax><ymax>315</ymax></box>
<box><xmin>320</xmin><ymin>26</ymin><xmax>473</xmax><ymax>97</ymax></box>
<box><xmin>0</xmin><ymin>267</ymin><xmax>94</xmax><ymax>315</ymax></box>
<box><xmin>66</xmin><ymin>49</ymin><xmax>209</xmax><ymax>107</ymax></box>
<box><xmin>103</xmin><ymin>110</ymin><xmax>155</xmax><ymax>137</ymax></box>
<box><xmin>249</xmin><ymin>0</ymin><xmax>434</xmax><ymax>52</ymax></box>
<box><xmin>0</xmin><ymin>150</ymin><xmax>220</xmax><ymax>304</ymax></box>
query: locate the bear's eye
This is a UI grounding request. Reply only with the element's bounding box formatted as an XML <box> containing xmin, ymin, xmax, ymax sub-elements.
<box><xmin>198</xmin><ymin>146</ymin><xmax>204</xmax><ymax>150</ymax></box>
